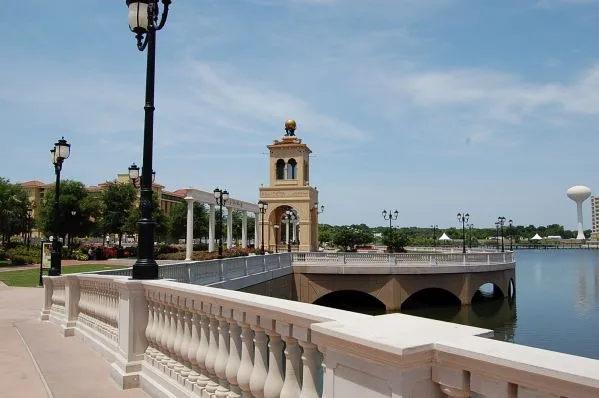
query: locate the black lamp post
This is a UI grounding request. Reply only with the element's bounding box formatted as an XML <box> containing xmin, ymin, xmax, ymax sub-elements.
<box><xmin>274</xmin><ymin>224</ymin><xmax>279</xmax><ymax>253</ymax></box>
<box><xmin>214</xmin><ymin>188</ymin><xmax>229</xmax><ymax>259</ymax></box>
<box><xmin>382</xmin><ymin>210</ymin><xmax>399</xmax><ymax>253</ymax></box>
<box><xmin>431</xmin><ymin>224</ymin><xmax>438</xmax><ymax>250</ymax></box>
<box><xmin>26</xmin><ymin>207</ymin><xmax>33</xmax><ymax>250</ymax></box>
<box><xmin>467</xmin><ymin>223</ymin><xmax>474</xmax><ymax>248</ymax></box>
<box><xmin>48</xmin><ymin>137</ymin><xmax>71</xmax><ymax>276</ymax></box>
<box><xmin>497</xmin><ymin>216</ymin><xmax>506</xmax><ymax>252</ymax></box>
<box><xmin>457</xmin><ymin>212</ymin><xmax>469</xmax><ymax>254</ymax></box>
<box><xmin>509</xmin><ymin>219</ymin><xmax>514</xmax><ymax>251</ymax></box>
<box><xmin>283</xmin><ymin>210</ymin><xmax>297</xmax><ymax>252</ymax></box>
<box><xmin>495</xmin><ymin>221</ymin><xmax>500</xmax><ymax>250</ymax></box>
<box><xmin>258</xmin><ymin>201</ymin><xmax>268</xmax><ymax>254</ymax></box>
<box><xmin>125</xmin><ymin>0</ymin><xmax>171</xmax><ymax>280</ymax></box>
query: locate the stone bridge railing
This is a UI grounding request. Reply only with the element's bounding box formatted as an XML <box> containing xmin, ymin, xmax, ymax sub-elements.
<box><xmin>96</xmin><ymin>253</ymin><xmax>292</xmax><ymax>285</ymax></box>
<box><xmin>42</xmin><ymin>274</ymin><xmax>599</xmax><ymax>398</ymax></box>
<box><xmin>293</xmin><ymin>251</ymin><xmax>515</xmax><ymax>266</ymax></box>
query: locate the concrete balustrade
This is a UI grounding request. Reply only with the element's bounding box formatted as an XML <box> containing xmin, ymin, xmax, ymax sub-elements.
<box><xmin>41</xmin><ymin>273</ymin><xmax>599</xmax><ymax>397</ymax></box>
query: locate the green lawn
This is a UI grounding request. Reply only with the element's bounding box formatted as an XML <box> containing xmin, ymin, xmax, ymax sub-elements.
<box><xmin>0</xmin><ymin>264</ymin><xmax>130</xmax><ymax>287</ymax></box>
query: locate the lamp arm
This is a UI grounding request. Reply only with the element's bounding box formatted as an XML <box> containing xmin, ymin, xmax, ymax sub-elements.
<box><xmin>156</xmin><ymin>0</ymin><xmax>171</xmax><ymax>30</ymax></box>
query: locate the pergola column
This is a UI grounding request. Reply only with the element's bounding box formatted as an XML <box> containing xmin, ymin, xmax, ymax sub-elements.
<box><xmin>241</xmin><ymin>211</ymin><xmax>248</xmax><ymax>249</ymax></box>
<box><xmin>226</xmin><ymin>206</ymin><xmax>233</xmax><ymax>250</ymax></box>
<box><xmin>209</xmin><ymin>204</ymin><xmax>215</xmax><ymax>253</ymax></box>
<box><xmin>184</xmin><ymin>196</ymin><xmax>195</xmax><ymax>261</ymax></box>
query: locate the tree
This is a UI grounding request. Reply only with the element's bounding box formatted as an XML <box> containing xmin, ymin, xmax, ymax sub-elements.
<box><xmin>169</xmin><ymin>202</ymin><xmax>208</xmax><ymax>241</ymax></box>
<box><xmin>0</xmin><ymin>178</ymin><xmax>29</xmax><ymax>244</ymax></box>
<box><xmin>37</xmin><ymin>180</ymin><xmax>98</xmax><ymax>243</ymax></box>
<box><xmin>125</xmin><ymin>191</ymin><xmax>169</xmax><ymax>243</ymax></box>
<box><xmin>382</xmin><ymin>228</ymin><xmax>408</xmax><ymax>253</ymax></box>
<box><xmin>101</xmin><ymin>181</ymin><xmax>137</xmax><ymax>248</ymax></box>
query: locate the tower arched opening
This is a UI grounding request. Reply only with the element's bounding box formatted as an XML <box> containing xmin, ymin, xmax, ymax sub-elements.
<box><xmin>313</xmin><ymin>290</ymin><xmax>386</xmax><ymax>315</ymax></box>
<box><xmin>276</xmin><ymin>159</ymin><xmax>285</xmax><ymax>180</ymax></box>
<box><xmin>287</xmin><ymin>158</ymin><xmax>297</xmax><ymax>179</ymax></box>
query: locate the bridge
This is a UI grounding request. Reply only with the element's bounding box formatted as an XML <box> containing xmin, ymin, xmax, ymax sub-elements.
<box><xmin>37</xmin><ymin>251</ymin><xmax>599</xmax><ymax>397</ymax></box>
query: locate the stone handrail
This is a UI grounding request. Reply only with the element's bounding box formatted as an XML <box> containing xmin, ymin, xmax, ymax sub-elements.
<box><xmin>42</xmin><ymin>273</ymin><xmax>599</xmax><ymax>397</ymax></box>
<box><xmin>95</xmin><ymin>253</ymin><xmax>293</xmax><ymax>285</ymax></box>
<box><xmin>293</xmin><ymin>251</ymin><xmax>515</xmax><ymax>266</ymax></box>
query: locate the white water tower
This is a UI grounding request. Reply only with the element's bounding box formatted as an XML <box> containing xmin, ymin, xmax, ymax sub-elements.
<box><xmin>566</xmin><ymin>185</ymin><xmax>591</xmax><ymax>240</ymax></box>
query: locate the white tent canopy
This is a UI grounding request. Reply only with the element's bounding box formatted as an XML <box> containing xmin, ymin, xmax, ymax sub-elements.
<box><xmin>439</xmin><ymin>232</ymin><xmax>452</xmax><ymax>241</ymax></box>
<box><xmin>531</xmin><ymin>233</ymin><xmax>542</xmax><ymax>240</ymax></box>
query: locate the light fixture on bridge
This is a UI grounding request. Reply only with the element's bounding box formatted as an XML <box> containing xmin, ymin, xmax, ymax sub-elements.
<box><xmin>457</xmin><ymin>212</ymin><xmax>470</xmax><ymax>254</ymax></box>
<box><xmin>258</xmin><ymin>201</ymin><xmax>269</xmax><ymax>255</ymax></box>
<box><xmin>214</xmin><ymin>188</ymin><xmax>229</xmax><ymax>259</ymax></box>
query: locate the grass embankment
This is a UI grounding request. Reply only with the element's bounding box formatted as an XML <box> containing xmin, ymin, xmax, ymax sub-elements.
<box><xmin>0</xmin><ymin>264</ymin><xmax>130</xmax><ymax>287</ymax></box>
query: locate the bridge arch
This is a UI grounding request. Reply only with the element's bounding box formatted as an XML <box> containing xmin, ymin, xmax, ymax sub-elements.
<box><xmin>471</xmin><ymin>282</ymin><xmax>505</xmax><ymax>303</ymax></box>
<box><xmin>313</xmin><ymin>290</ymin><xmax>386</xmax><ymax>314</ymax></box>
<box><xmin>400</xmin><ymin>288</ymin><xmax>461</xmax><ymax>311</ymax></box>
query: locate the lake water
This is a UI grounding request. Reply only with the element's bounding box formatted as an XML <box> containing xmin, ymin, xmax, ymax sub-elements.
<box><xmin>403</xmin><ymin>249</ymin><xmax>599</xmax><ymax>360</ymax></box>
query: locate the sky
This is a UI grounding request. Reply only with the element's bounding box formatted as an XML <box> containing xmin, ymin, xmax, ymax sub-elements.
<box><xmin>1</xmin><ymin>0</ymin><xmax>598</xmax><ymax>230</ymax></box>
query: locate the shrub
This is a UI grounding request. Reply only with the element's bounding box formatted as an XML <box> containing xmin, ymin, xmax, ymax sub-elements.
<box><xmin>7</xmin><ymin>245</ymin><xmax>38</xmax><ymax>265</ymax></box>
<box><xmin>0</xmin><ymin>247</ymin><xmax>7</xmax><ymax>261</ymax></box>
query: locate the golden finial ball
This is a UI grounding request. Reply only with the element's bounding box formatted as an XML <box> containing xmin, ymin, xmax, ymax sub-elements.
<box><xmin>284</xmin><ymin>119</ymin><xmax>297</xmax><ymax>130</ymax></box>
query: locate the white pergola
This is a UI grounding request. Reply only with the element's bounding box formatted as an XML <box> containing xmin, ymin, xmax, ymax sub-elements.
<box><xmin>183</xmin><ymin>188</ymin><xmax>260</xmax><ymax>260</ymax></box>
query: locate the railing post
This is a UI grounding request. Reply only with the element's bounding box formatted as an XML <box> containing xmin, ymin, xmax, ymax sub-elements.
<box><xmin>219</xmin><ymin>260</ymin><xmax>224</xmax><ymax>282</ymax></box>
<box><xmin>244</xmin><ymin>258</ymin><xmax>249</xmax><ymax>276</ymax></box>
<box><xmin>41</xmin><ymin>276</ymin><xmax>54</xmax><ymax>321</ymax></box>
<box><xmin>62</xmin><ymin>274</ymin><xmax>80</xmax><ymax>337</ymax></box>
<box><xmin>111</xmin><ymin>279</ymin><xmax>148</xmax><ymax>390</ymax></box>
<box><xmin>487</xmin><ymin>255</ymin><xmax>490</xmax><ymax>265</ymax></box>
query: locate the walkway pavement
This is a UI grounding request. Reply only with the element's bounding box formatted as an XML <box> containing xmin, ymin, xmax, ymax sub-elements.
<box><xmin>0</xmin><ymin>285</ymin><xmax>148</xmax><ymax>398</ymax></box>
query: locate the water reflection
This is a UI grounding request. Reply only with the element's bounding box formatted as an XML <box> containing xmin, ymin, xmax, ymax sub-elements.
<box><xmin>576</xmin><ymin>265</ymin><xmax>590</xmax><ymax>315</ymax></box>
<box><xmin>401</xmin><ymin>297</ymin><xmax>517</xmax><ymax>342</ymax></box>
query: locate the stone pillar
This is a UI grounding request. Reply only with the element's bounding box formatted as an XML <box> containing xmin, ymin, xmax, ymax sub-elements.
<box><xmin>62</xmin><ymin>274</ymin><xmax>80</xmax><ymax>337</ymax></box>
<box><xmin>242</xmin><ymin>211</ymin><xmax>248</xmax><ymax>249</ymax></box>
<box><xmin>227</xmin><ymin>206</ymin><xmax>234</xmax><ymax>250</ymax></box>
<box><xmin>110</xmin><ymin>280</ymin><xmax>148</xmax><ymax>390</ymax></box>
<box><xmin>292</xmin><ymin>221</ymin><xmax>297</xmax><ymax>243</ymax></box>
<box><xmin>40</xmin><ymin>276</ymin><xmax>53</xmax><ymax>321</ymax></box>
<box><xmin>184</xmin><ymin>196</ymin><xmax>195</xmax><ymax>261</ymax></box>
<box><xmin>209</xmin><ymin>204</ymin><xmax>216</xmax><ymax>253</ymax></box>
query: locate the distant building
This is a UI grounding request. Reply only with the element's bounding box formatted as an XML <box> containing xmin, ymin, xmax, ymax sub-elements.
<box><xmin>18</xmin><ymin>173</ymin><xmax>186</xmax><ymax>238</ymax></box>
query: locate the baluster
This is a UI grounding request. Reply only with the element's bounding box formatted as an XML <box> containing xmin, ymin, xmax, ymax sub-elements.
<box><xmin>280</xmin><ymin>335</ymin><xmax>302</xmax><ymax>398</ymax></box>
<box><xmin>159</xmin><ymin>301</ymin><xmax>172</xmax><ymax>370</ymax></box>
<box><xmin>249</xmin><ymin>322</ymin><xmax>268</xmax><ymax>398</ymax></box>
<box><xmin>179</xmin><ymin>305</ymin><xmax>192</xmax><ymax>385</ymax></box>
<box><xmin>154</xmin><ymin>302</ymin><xmax>166</xmax><ymax>367</ymax></box>
<box><xmin>226</xmin><ymin>313</ymin><xmax>243</xmax><ymax>398</ymax></box>
<box><xmin>215</xmin><ymin>310</ymin><xmax>232</xmax><ymax>397</ymax></box>
<box><xmin>145</xmin><ymin>299</ymin><xmax>156</xmax><ymax>362</ymax></box>
<box><xmin>186</xmin><ymin>311</ymin><xmax>201</xmax><ymax>391</ymax></box>
<box><xmin>264</xmin><ymin>319</ymin><xmax>284</xmax><ymax>398</ymax></box>
<box><xmin>173</xmin><ymin>306</ymin><xmax>186</xmax><ymax>378</ymax></box>
<box><xmin>439</xmin><ymin>386</ymin><xmax>471</xmax><ymax>397</ymax></box>
<box><xmin>236</xmin><ymin>319</ymin><xmax>255</xmax><ymax>398</ymax></box>
<box><xmin>166</xmin><ymin>302</ymin><xmax>180</xmax><ymax>375</ymax></box>
<box><xmin>195</xmin><ymin>310</ymin><xmax>212</xmax><ymax>394</ymax></box>
<box><xmin>299</xmin><ymin>340</ymin><xmax>322</xmax><ymax>398</ymax></box>
<box><xmin>149</xmin><ymin>295</ymin><xmax>161</xmax><ymax>362</ymax></box>
<box><xmin>204</xmin><ymin>306</ymin><xmax>220</xmax><ymax>395</ymax></box>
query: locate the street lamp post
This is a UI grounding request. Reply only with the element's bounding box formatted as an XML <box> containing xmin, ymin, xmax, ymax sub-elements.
<box><xmin>26</xmin><ymin>207</ymin><xmax>33</xmax><ymax>250</ymax></box>
<box><xmin>456</xmin><ymin>212</ymin><xmax>469</xmax><ymax>254</ymax></box>
<box><xmin>125</xmin><ymin>0</ymin><xmax>171</xmax><ymax>280</ymax></box>
<box><xmin>49</xmin><ymin>137</ymin><xmax>71</xmax><ymax>276</ymax></box>
<box><xmin>509</xmin><ymin>219</ymin><xmax>514</xmax><ymax>251</ymax></box>
<box><xmin>495</xmin><ymin>221</ymin><xmax>500</xmax><ymax>250</ymax></box>
<box><xmin>467</xmin><ymin>223</ymin><xmax>474</xmax><ymax>248</ymax></box>
<box><xmin>214</xmin><ymin>188</ymin><xmax>229</xmax><ymax>259</ymax></box>
<box><xmin>258</xmin><ymin>201</ymin><xmax>268</xmax><ymax>254</ymax></box>
<box><xmin>273</xmin><ymin>224</ymin><xmax>279</xmax><ymax>253</ymax></box>
<box><xmin>498</xmin><ymin>216</ymin><xmax>506</xmax><ymax>252</ymax></box>
<box><xmin>431</xmin><ymin>224</ymin><xmax>438</xmax><ymax>250</ymax></box>
<box><xmin>382</xmin><ymin>210</ymin><xmax>399</xmax><ymax>253</ymax></box>
<box><xmin>283</xmin><ymin>210</ymin><xmax>297</xmax><ymax>252</ymax></box>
